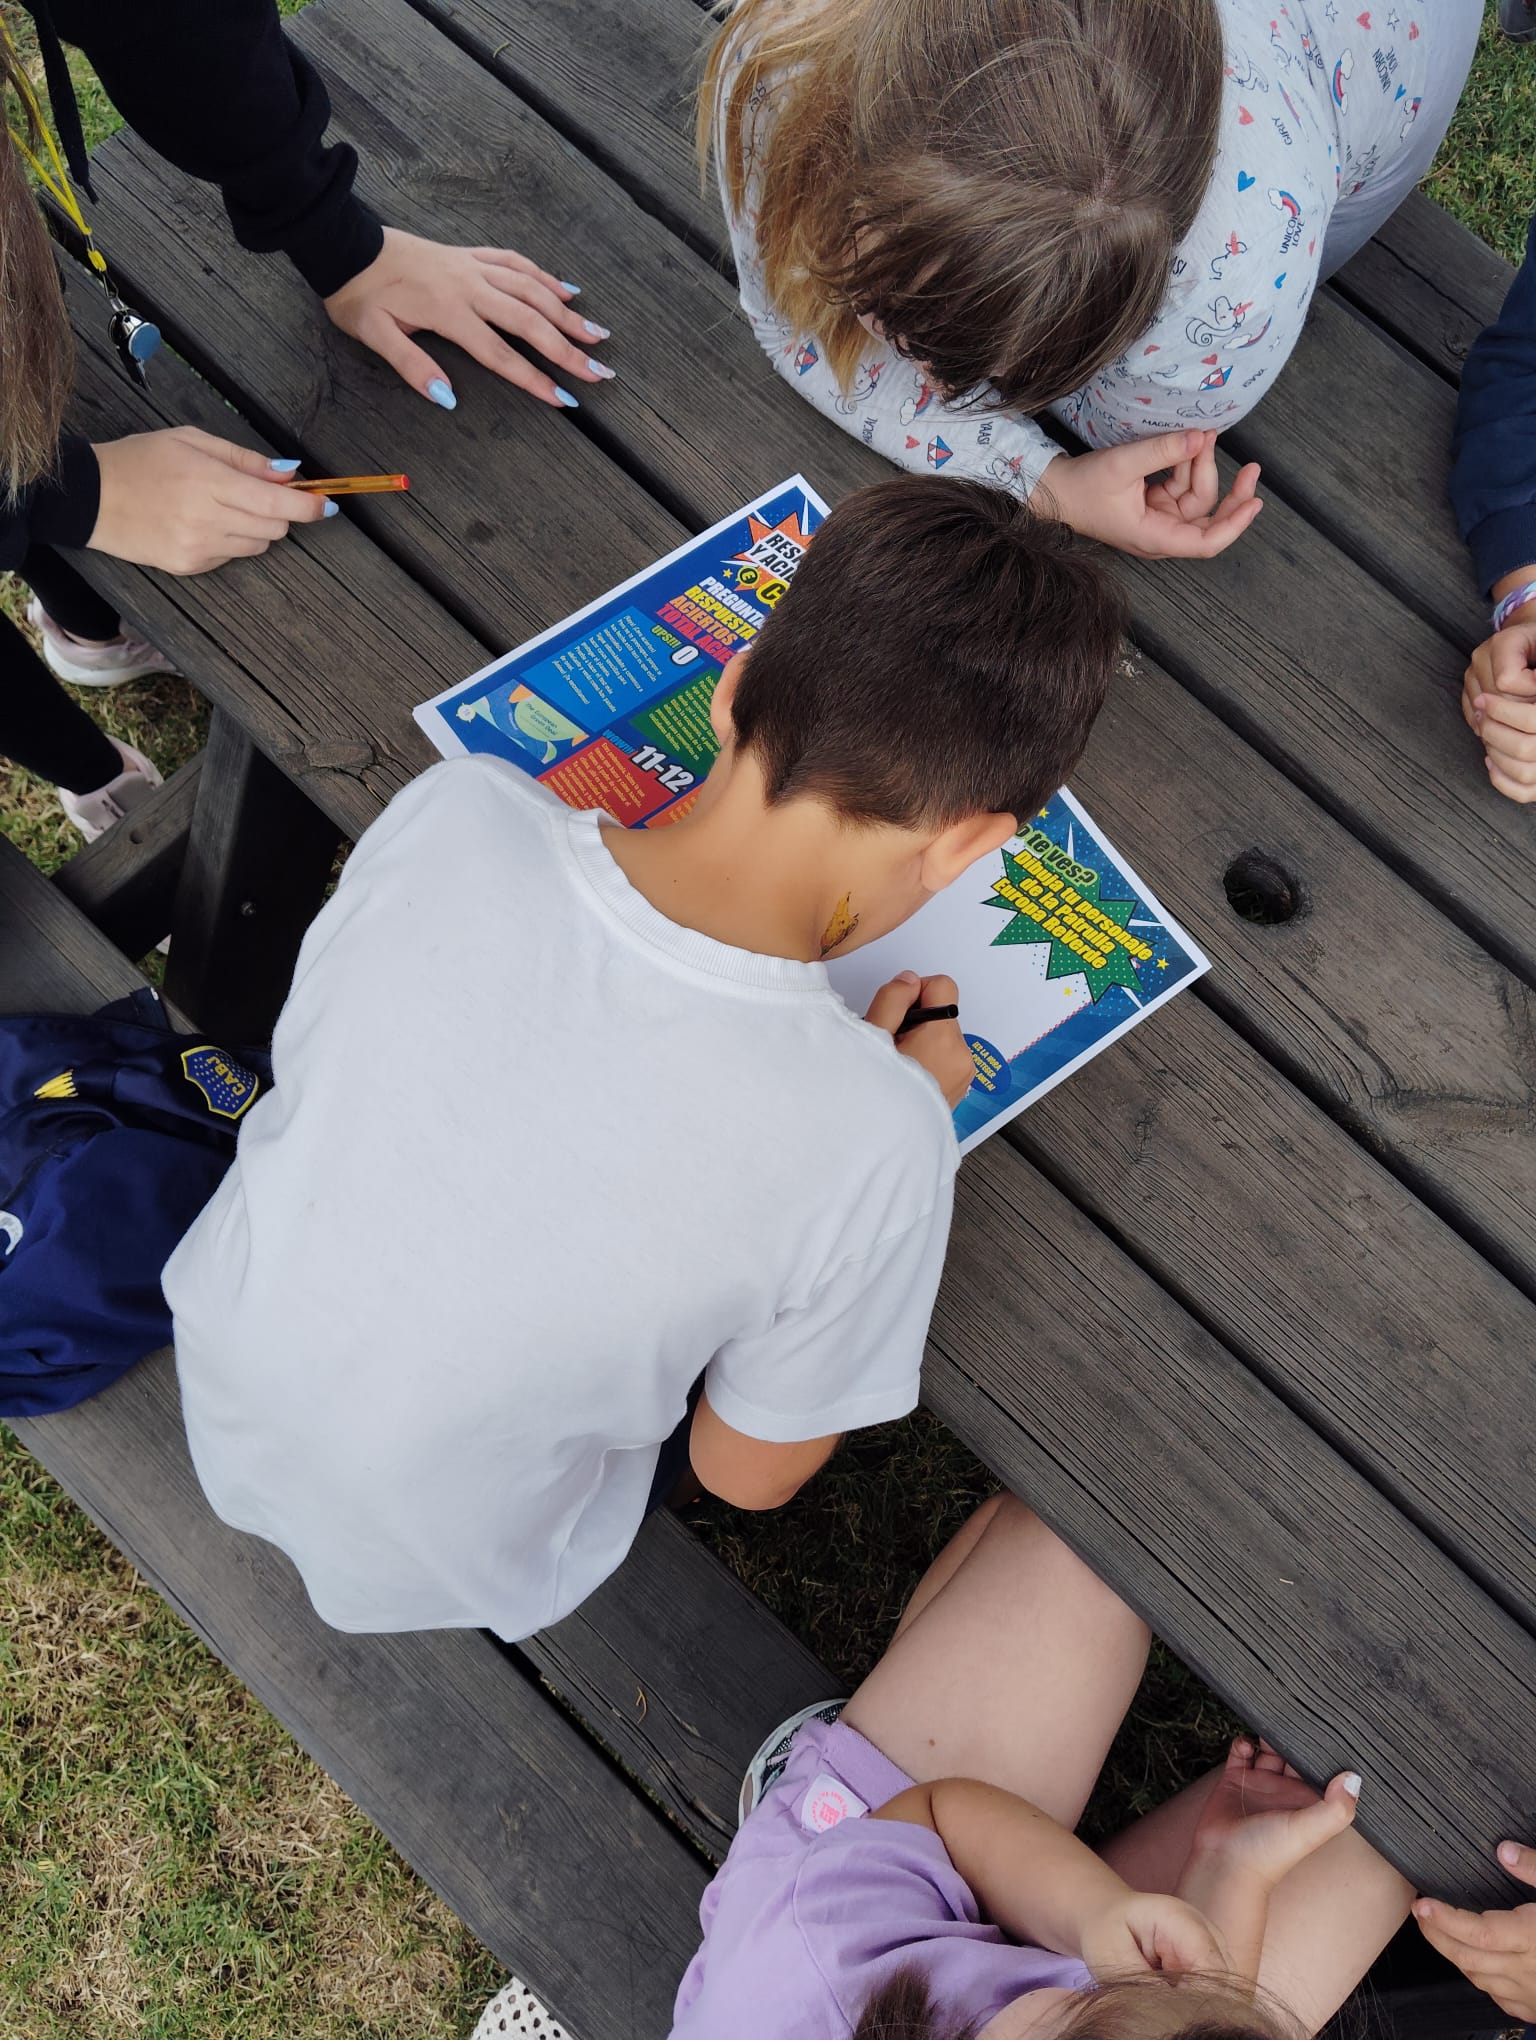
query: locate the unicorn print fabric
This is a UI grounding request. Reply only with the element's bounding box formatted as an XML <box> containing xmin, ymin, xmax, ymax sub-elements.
<box><xmin>720</xmin><ymin>0</ymin><xmax>1481</xmax><ymax>498</ymax></box>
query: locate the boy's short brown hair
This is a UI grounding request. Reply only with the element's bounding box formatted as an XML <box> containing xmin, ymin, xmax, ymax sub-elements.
<box><xmin>730</xmin><ymin>476</ymin><xmax>1125</xmax><ymax>830</ymax></box>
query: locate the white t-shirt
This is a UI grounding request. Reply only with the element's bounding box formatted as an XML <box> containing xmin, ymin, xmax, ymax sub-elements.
<box><xmin>165</xmin><ymin>758</ymin><xmax>957</xmax><ymax>1642</ymax></box>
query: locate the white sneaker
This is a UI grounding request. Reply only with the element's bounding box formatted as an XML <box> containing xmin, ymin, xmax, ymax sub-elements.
<box><xmin>470</xmin><ymin>1975</ymin><xmax>574</xmax><ymax>2040</ymax></box>
<box><xmin>27</xmin><ymin>596</ymin><xmax>175</xmax><ymax>688</ymax></box>
<box><xmin>738</xmin><ymin>1698</ymin><xmax>847</xmax><ymax>1826</ymax></box>
<box><xmin>58</xmin><ymin>738</ymin><xmax>164</xmax><ymax>843</ymax></box>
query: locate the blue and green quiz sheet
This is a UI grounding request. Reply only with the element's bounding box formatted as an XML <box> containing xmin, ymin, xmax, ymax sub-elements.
<box><xmin>416</xmin><ymin>477</ymin><xmax>1208</xmax><ymax>1153</ymax></box>
<box><xmin>415</xmin><ymin>477</ymin><xmax>825</xmax><ymax>829</ymax></box>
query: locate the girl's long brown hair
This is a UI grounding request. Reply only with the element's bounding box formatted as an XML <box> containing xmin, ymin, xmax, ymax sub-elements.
<box><xmin>702</xmin><ymin>0</ymin><xmax>1224</xmax><ymax>410</ymax></box>
<box><xmin>0</xmin><ymin>36</ymin><xmax>75</xmax><ymax>501</ymax></box>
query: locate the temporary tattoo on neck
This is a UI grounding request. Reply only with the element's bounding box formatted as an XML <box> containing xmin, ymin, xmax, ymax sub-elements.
<box><xmin>820</xmin><ymin>894</ymin><xmax>860</xmax><ymax>956</ymax></box>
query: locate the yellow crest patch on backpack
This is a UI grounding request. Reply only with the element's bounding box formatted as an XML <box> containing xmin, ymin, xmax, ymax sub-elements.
<box><xmin>180</xmin><ymin>1046</ymin><xmax>261</xmax><ymax>1121</ymax></box>
<box><xmin>33</xmin><ymin>1069</ymin><xmax>78</xmax><ymax>1100</ymax></box>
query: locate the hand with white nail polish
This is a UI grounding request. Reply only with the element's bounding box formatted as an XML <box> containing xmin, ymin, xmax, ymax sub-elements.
<box><xmin>87</xmin><ymin>427</ymin><xmax>334</xmax><ymax>576</ymax></box>
<box><xmin>323</xmin><ymin>227</ymin><xmax>613</xmax><ymax>412</ymax></box>
<box><xmin>1173</xmin><ymin>1737</ymin><xmax>1367</xmax><ymax>1989</ymax></box>
<box><xmin>1185</xmin><ymin>1737</ymin><xmax>1364</xmax><ymax>1893</ymax></box>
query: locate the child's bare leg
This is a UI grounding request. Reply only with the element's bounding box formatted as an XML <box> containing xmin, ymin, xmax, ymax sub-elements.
<box><xmin>843</xmin><ymin>1494</ymin><xmax>1150</xmax><ymax>1828</ymax></box>
<box><xmin>1102</xmin><ymin>1763</ymin><xmax>1412</xmax><ymax>2035</ymax></box>
<box><xmin>1100</xmin><ymin>1766</ymin><xmax>1225</xmax><ymax>1887</ymax></box>
<box><xmin>1258</xmin><ymin>1832</ymin><xmax>1414</xmax><ymax>2035</ymax></box>
<box><xmin>891</xmin><ymin>1493</ymin><xmax>1005</xmax><ymax>1639</ymax></box>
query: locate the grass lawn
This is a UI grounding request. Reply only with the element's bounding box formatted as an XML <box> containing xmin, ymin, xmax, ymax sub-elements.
<box><xmin>2</xmin><ymin>3</ymin><xmax>1533</xmax><ymax>2032</ymax></box>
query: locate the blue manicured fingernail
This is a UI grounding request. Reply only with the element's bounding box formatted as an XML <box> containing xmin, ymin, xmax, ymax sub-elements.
<box><xmin>322</xmin><ymin>499</ymin><xmax>338</xmax><ymax>518</ymax></box>
<box><xmin>427</xmin><ymin>378</ymin><xmax>457</xmax><ymax>410</ymax></box>
<box><xmin>587</xmin><ymin>358</ymin><xmax>616</xmax><ymax>380</ymax></box>
<box><xmin>583</xmin><ymin>319</ymin><xmax>610</xmax><ymax>340</ymax></box>
<box><xmin>561</xmin><ymin>282</ymin><xmax>581</xmax><ymax>296</ymax></box>
<box><xmin>555</xmin><ymin>387</ymin><xmax>580</xmax><ymax>408</ymax></box>
<box><xmin>269</xmin><ymin>456</ymin><xmax>301</xmax><ymax>473</ymax></box>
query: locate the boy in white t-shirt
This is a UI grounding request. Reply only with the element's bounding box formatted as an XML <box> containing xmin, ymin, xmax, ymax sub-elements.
<box><xmin>164</xmin><ymin>476</ymin><xmax>1125</xmax><ymax>1642</ymax></box>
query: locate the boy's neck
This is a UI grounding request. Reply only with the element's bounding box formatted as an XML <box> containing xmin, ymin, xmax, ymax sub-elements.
<box><xmin>600</xmin><ymin>752</ymin><xmax>898</xmax><ymax>965</ymax></box>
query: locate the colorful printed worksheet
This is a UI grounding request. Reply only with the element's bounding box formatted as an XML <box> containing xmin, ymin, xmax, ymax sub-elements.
<box><xmin>415</xmin><ymin>477</ymin><xmax>826</xmax><ymax>826</ymax></box>
<box><xmin>821</xmin><ymin>792</ymin><xmax>1208</xmax><ymax>1153</ymax></box>
<box><xmin>415</xmin><ymin>478</ymin><xmax>1209</xmax><ymax>1153</ymax></box>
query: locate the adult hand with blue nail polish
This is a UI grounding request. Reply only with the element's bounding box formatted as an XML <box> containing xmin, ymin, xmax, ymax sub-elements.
<box><xmin>87</xmin><ymin>427</ymin><xmax>334</xmax><ymax>577</ymax></box>
<box><xmin>323</xmin><ymin>227</ymin><xmax>612</xmax><ymax>412</ymax></box>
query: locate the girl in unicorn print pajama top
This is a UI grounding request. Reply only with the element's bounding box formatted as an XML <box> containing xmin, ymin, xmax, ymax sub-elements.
<box><xmin>705</xmin><ymin>0</ymin><xmax>1482</xmax><ymax>560</ymax></box>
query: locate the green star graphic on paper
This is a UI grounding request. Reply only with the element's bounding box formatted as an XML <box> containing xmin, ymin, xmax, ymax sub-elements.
<box><xmin>982</xmin><ymin>850</ymin><xmax>1143</xmax><ymax>1002</ymax></box>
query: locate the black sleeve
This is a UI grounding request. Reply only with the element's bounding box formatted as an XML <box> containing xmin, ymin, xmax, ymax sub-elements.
<box><xmin>1451</xmin><ymin>214</ymin><xmax>1536</xmax><ymax>596</ymax></box>
<box><xmin>48</xmin><ymin>0</ymin><xmax>385</xmax><ymax>298</ymax></box>
<box><xmin>0</xmin><ymin>435</ymin><xmax>101</xmax><ymax>573</ymax></box>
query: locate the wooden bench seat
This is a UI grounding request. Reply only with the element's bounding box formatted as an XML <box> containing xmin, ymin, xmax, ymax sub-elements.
<box><xmin>1</xmin><ymin>806</ymin><xmax>833</xmax><ymax>2021</ymax></box>
<box><xmin>0</xmin><ymin>826</ymin><xmax>147</xmax><ymax>1012</ymax></box>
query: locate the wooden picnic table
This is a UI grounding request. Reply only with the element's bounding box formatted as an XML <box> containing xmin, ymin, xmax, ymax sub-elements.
<box><xmin>9</xmin><ymin>0</ymin><xmax>1536</xmax><ymax>2028</ymax></box>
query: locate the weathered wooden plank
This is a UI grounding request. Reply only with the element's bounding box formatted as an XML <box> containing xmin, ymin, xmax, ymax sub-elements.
<box><xmin>163</xmin><ymin>710</ymin><xmax>339</xmax><ymax>1041</ymax></box>
<box><xmin>75</xmin><ymin>0</ymin><xmax>1536</xmax><ymax>1017</ymax></box>
<box><xmin>1077</xmin><ymin>657</ymin><xmax>1536</xmax><ymax>1291</ymax></box>
<box><xmin>377</xmin><ymin>0</ymin><xmax>1533</xmax><ymax>979</ymax></box>
<box><xmin>16</xmin><ymin>760</ymin><xmax>1535</xmax><ymax>1909</ymax></box>
<box><xmin>406</xmin><ymin>0</ymin><xmax>720</xmax><ymax>250</ymax></box>
<box><xmin>52</xmin><ymin>751</ymin><xmax>202</xmax><ymax>959</ymax></box>
<box><xmin>292</xmin><ymin>0</ymin><xmax>1536</xmax><ymax>1286</ymax></box>
<box><xmin>1006</xmin><ymin>988</ymin><xmax>1536</xmax><ymax>1635</ymax></box>
<box><xmin>48</xmin><ymin>2</ymin><xmax>1536</xmax><ymax>1924</ymax></box>
<box><xmin>1112</xmin><ymin>477</ymin><xmax>1536</xmax><ymax>988</ymax></box>
<box><xmin>522</xmin><ymin>1509</ymin><xmax>833</xmax><ymax>1858</ymax></box>
<box><xmin>12</xmin><ymin>1353</ymin><xmax>707</xmax><ymax>2038</ymax></box>
<box><xmin>224</xmin><ymin>0</ymin><xmax>1536</xmax><ymax>986</ymax></box>
<box><xmin>926</xmin><ymin>1138</ymin><xmax>1536</xmax><ymax>1910</ymax></box>
<box><xmin>1334</xmin><ymin>190</ymin><xmax>1515</xmax><ymax>384</ymax></box>
<box><xmin>65</xmin><ymin>3</ymin><xmax>1536</xmax><ymax>1570</ymax></box>
<box><xmin>1226</xmin><ymin>291</ymin><xmax>1486</xmax><ymax>650</ymax></box>
<box><xmin>0</xmin><ymin>830</ymin><xmax>145</xmax><ymax>1012</ymax></box>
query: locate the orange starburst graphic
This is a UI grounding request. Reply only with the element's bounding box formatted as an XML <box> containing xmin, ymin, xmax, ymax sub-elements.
<box><xmin>728</xmin><ymin>504</ymin><xmax>814</xmax><ymax>609</ymax></box>
<box><xmin>733</xmin><ymin>508</ymin><xmax>810</xmax><ymax>564</ymax></box>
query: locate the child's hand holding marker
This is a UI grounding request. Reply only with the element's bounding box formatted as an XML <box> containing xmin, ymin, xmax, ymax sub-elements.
<box><xmin>322</xmin><ymin>228</ymin><xmax>614</xmax><ymax>414</ymax></box>
<box><xmin>865</xmin><ymin>970</ymin><xmax>974</xmax><ymax>1108</ymax></box>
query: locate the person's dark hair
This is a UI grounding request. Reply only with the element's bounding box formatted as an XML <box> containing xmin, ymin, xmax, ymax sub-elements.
<box><xmin>729</xmin><ymin>476</ymin><xmax>1124</xmax><ymax>831</ymax></box>
<box><xmin>704</xmin><ymin>0</ymin><xmax>1224</xmax><ymax>410</ymax></box>
<box><xmin>0</xmin><ymin>36</ymin><xmax>75</xmax><ymax>501</ymax></box>
<box><xmin>852</xmin><ymin>1968</ymin><xmax>1301</xmax><ymax>2040</ymax></box>
<box><xmin>854</xmin><ymin>1966</ymin><xmax>980</xmax><ymax>2040</ymax></box>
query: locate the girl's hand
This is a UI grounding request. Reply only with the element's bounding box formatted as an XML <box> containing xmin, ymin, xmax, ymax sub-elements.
<box><xmin>1081</xmin><ymin>1892</ymin><xmax>1230</xmax><ymax>1980</ymax></box>
<box><xmin>1463</xmin><ymin>622</ymin><xmax>1536</xmax><ymax>803</ymax></box>
<box><xmin>1416</xmin><ymin>1842</ymin><xmax>1536</xmax><ymax>2021</ymax></box>
<box><xmin>88</xmin><ymin>427</ymin><xmax>333</xmax><ymax>575</ymax></box>
<box><xmin>1043</xmin><ymin>432</ymin><xmax>1263</xmax><ymax>560</ymax></box>
<box><xmin>324</xmin><ymin>228</ymin><xmax>613</xmax><ymax>412</ymax></box>
<box><xmin>1188</xmin><ymin>1738</ymin><xmax>1361</xmax><ymax>1892</ymax></box>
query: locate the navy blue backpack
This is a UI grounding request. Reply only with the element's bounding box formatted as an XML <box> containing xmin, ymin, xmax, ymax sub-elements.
<box><xmin>0</xmin><ymin>989</ymin><xmax>269</xmax><ymax>1417</ymax></box>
